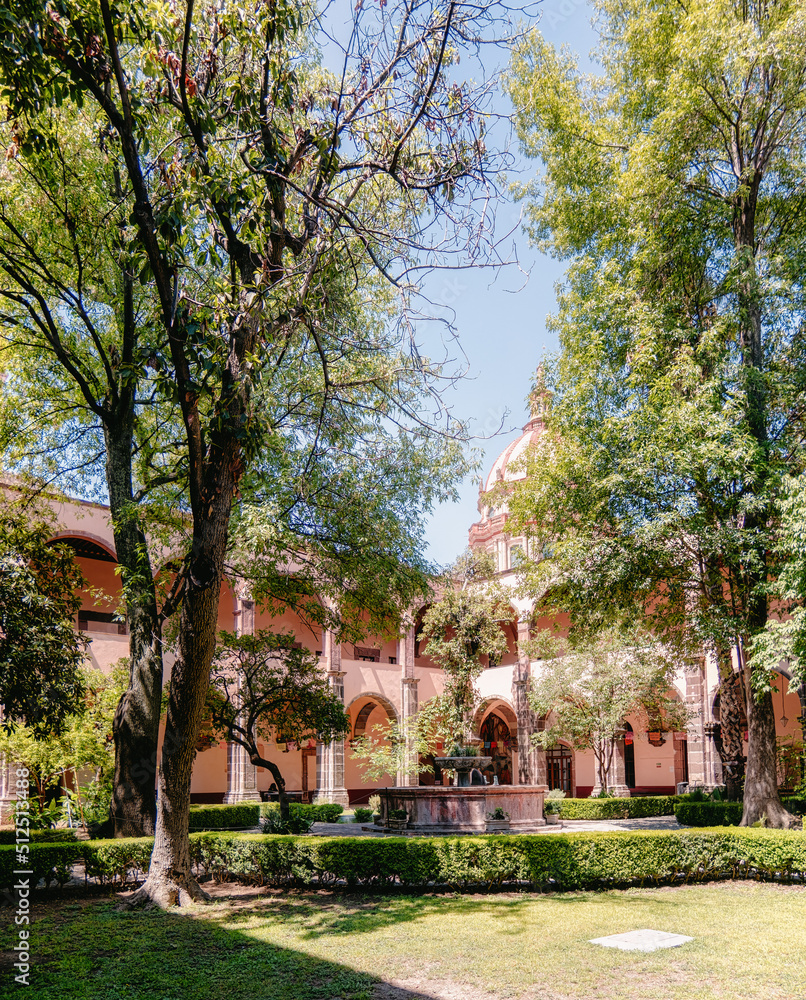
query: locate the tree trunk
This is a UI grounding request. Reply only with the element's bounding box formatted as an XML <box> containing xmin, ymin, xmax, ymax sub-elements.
<box><xmin>732</xmin><ymin>183</ymin><xmax>793</xmax><ymax>828</ymax></box>
<box><xmin>715</xmin><ymin>648</ymin><xmax>745</xmax><ymax>802</ymax></box>
<box><xmin>105</xmin><ymin>403</ymin><xmax>164</xmax><ymax>838</ymax></box>
<box><xmin>742</xmin><ymin>686</ymin><xmax>794</xmax><ymax>826</ymax></box>
<box><xmin>122</xmin><ymin>466</ymin><xmax>236</xmax><ymax>907</ymax></box>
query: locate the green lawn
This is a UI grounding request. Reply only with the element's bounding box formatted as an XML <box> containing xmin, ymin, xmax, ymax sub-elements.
<box><xmin>3</xmin><ymin>882</ymin><xmax>805</xmax><ymax>1000</ymax></box>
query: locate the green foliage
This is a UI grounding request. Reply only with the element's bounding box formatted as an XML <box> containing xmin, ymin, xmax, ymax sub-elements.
<box><xmin>504</xmin><ymin>0</ymin><xmax>806</xmax><ymax>823</ymax></box>
<box><xmin>259</xmin><ymin>802</ymin><xmax>344</xmax><ymax>825</ymax></box>
<box><xmin>0</xmin><ymin>501</ymin><xmax>86</xmax><ymax>737</ymax></box>
<box><xmin>7</xmin><ymin>827</ymin><xmax>806</xmax><ymax>895</ymax></box>
<box><xmin>528</xmin><ymin>627</ymin><xmax>686</xmax><ymax>795</ymax></box>
<box><xmin>0</xmin><ymin>828</ymin><xmax>76</xmax><ymax>845</ymax></box>
<box><xmin>187</xmin><ymin>804</ymin><xmax>261</xmax><ymax>831</ymax></box>
<box><xmin>0</xmin><ymin>665</ymin><xmax>124</xmax><ymax>805</ymax></box>
<box><xmin>675</xmin><ymin>801</ymin><xmax>745</xmax><ymax>827</ymax></box>
<box><xmin>559</xmin><ymin>796</ymin><xmax>678</xmax><ymax>820</ymax></box>
<box><xmin>353</xmin><ymin>808</ymin><xmax>373</xmax><ymax>823</ymax></box>
<box><xmin>419</xmin><ymin>551</ymin><xmax>515</xmax><ymax>744</ymax></box>
<box><xmin>0</xmin><ymin>840</ymin><xmax>82</xmax><ymax>893</ymax></box>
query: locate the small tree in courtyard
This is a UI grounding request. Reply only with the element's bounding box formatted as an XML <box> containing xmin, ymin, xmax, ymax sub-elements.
<box><xmin>419</xmin><ymin>550</ymin><xmax>515</xmax><ymax>749</ymax></box>
<box><xmin>208</xmin><ymin>631</ymin><xmax>349</xmax><ymax>824</ymax></box>
<box><xmin>527</xmin><ymin>627</ymin><xmax>687</xmax><ymax>796</ymax></box>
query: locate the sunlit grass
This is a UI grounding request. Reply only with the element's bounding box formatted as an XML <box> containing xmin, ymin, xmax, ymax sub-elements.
<box><xmin>4</xmin><ymin>882</ymin><xmax>805</xmax><ymax>1000</ymax></box>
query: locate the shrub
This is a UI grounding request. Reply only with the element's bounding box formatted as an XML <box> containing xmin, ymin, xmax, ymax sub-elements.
<box><xmin>190</xmin><ymin>828</ymin><xmax>806</xmax><ymax>891</ymax></box>
<box><xmin>188</xmin><ymin>804</ymin><xmax>260</xmax><ymax>830</ymax></box>
<box><xmin>7</xmin><ymin>827</ymin><xmax>806</xmax><ymax>896</ymax></box>
<box><xmin>353</xmin><ymin>807</ymin><xmax>373</xmax><ymax>823</ymax></box>
<box><xmin>0</xmin><ymin>841</ymin><xmax>82</xmax><ymax>892</ymax></box>
<box><xmin>81</xmin><ymin>837</ymin><xmax>155</xmax><ymax>884</ymax></box>
<box><xmin>675</xmin><ymin>801</ymin><xmax>744</xmax><ymax>827</ymax></box>
<box><xmin>258</xmin><ymin>802</ymin><xmax>343</xmax><ymax>824</ymax></box>
<box><xmin>559</xmin><ymin>796</ymin><xmax>678</xmax><ymax>820</ymax></box>
<box><xmin>0</xmin><ymin>828</ymin><xmax>77</xmax><ymax>845</ymax></box>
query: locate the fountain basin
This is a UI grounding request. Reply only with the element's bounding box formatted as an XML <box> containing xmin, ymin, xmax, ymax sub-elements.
<box><xmin>379</xmin><ymin>784</ymin><xmax>548</xmax><ymax>834</ymax></box>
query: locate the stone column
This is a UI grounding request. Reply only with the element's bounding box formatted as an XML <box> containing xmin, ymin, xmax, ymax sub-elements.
<box><xmin>224</xmin><ymin>594</ymin><xmax>261</xmax><ymax>803</ymax></box>
<box><xmin>314</xmin><ymin>625</ymin><xmax>350</xmax><ymax>806</ymax></box>
<box><xmin>512</xmin><ymin>617</ymin><xmax>544</xmax><ymax>786</ymax></box>
<box><xmin>683</xmin><ymin>658</ymin><xmax>722</xmax><ymax>790</ymax></box>
<box><xmin>397</xmin><ymin>619</ymin><xmax>420</xmax><ymax>786</ymax></box>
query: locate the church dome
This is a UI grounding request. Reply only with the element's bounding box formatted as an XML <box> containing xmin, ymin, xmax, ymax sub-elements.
<box><xmin>469</xmin><ymin>367</ymin><xmax>550</xmax><ymax>551</ymax></box>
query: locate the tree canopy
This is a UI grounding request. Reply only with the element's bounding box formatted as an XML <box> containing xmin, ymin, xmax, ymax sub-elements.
<box><xmin>505</xmin><ymin>0</ymin><xmax>806</xmax><ymax>824</ymax></box>
<box><xmin>528</xmin><ymin>627</ymin><xmax>686</xmax><ymax>796</ymax></box>
<box><xmin>0</xmin><ymin>0</ymin><xmax>518</xmax><ymax>903</ymax></box>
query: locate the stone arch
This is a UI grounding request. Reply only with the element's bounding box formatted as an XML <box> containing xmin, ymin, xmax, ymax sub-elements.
<box><xmin>50</xmin><ymin>531</ymin><xmax>117</xmax><ymax>562</ymax></box>
<box><xmin>347</xmin><ymin>692</ymin><xmax>398</xmax><ymax>738</ymax></box>
<box><xmin>474</xmin><ymin>697</ymin><xmax>518</xmax><ymax>786</ymax></box>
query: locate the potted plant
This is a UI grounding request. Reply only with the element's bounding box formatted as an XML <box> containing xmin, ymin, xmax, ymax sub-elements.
<box><xmin>544</xmin><ymin>788</ymin><xmax>565</xmax><ymax>825</ymax></box>
<box><xmin>386</xmin><ymin>807</ymin><xmax>409</xmax><ymax>831</ymax></box>
<box><xmin>368</xmin><ymin>794</ymin><xmax>382</xmax><ymax>826</ymax></box>
<box><xmin>485</xmin><ymin>806</ymin><xmax>510</xmax><ymax>833</ymax></box>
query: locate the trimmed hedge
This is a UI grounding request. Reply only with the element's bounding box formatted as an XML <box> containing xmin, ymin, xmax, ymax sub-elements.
<box><xmin>0</xmin><ymin>841</ymin><xmax>83</xmax><ymax>892</ymax></box>
<box><xmin>190</xmin><ymin>829</ymin><xmax>806</xmax><ymax>891</ymax></box>
<box><xmin>188</xmin><ymin>804</ymin><xmax>261</xmax><ymax>830</ymax></box>
<box><xmin>187</xmin><ymin>802</ymin><xmax>344</xmax><ymax>830</ymax></box>
<box><xmin>559</xmin><ymin>796</ymin><xmax>678</xmax><ymax>820</ymax></box>
<box><xmin>676</xmin><ymin>799</ymin><xmax>806</xmax><ymax>826</ymax></box>
<box><xmin>675</xmin><ymin>801</ymin><xmax>744</xmax><ymax>826</ymax></box>
<box><xmin>259</xmin><ymin>802</ymin><xmax>344</xmax><ymax>824</ymax></box>
<box><xmin>3</xmin><ymin>827</ymin><xmax>806</xmax><ymax>895</ymax></box>
<box><xmin>0</xmin><ymin>828</ymin><xmax>77</xmax><ymax>845</ymax></box>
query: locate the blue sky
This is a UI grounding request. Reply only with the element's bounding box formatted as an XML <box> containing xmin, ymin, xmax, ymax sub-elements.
<box><xmin>417</xmin><ymin>1</ymin><xmax>599</xmax><ymax>565</ymax></box>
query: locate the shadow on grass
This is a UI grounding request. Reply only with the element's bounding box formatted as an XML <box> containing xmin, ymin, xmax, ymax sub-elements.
<box><xmin>251</xmin><ymin>886</ymin><xmax>694</xmax><ymax>941</ymax></box>
<box><xmin>0</xmin><ymin>886</ymin><xmax>454</xmax><ymax>1000</ymax></box>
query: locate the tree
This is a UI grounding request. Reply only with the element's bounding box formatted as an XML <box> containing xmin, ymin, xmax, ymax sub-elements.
<box><xmin>1</xmin><ymin>0</ymin><xmax>513</xmax><ymax>905</ymax></box>
<box><xmin>0</xmin><ymin>663</ymin><xmax>124</xmax><ymax>811</ymax></box>
<box><xmin>505</xmin><ymin>0</ymin><xmax>806</xmax><ymax>825</ymax></box>
<box><xmin>419</xmin><ymin>550</ymin><xmax>515</xmax><ymax>747</ymax></box>
<box><xmin>208</xmin><ymin>630</ymin><xmax>348</xmax><ymax>824</ymax></box>
<box><xmin>0</xmin><ymin>498</ymin><xmax>86</xmax><ymax>737</ymax></box>
<box><xmin>351</xmin><ymin>551</ymin><xmax>515</xmax><ymax>780</ymax></box>
<box><xmin>0</xmin><ymin>106</ymin><xmax>183</xmax><ymax>837</ymax></box>
<box><xmin>527</xmin><ymin>627</ymin><xmax>686</xmax><ymax>796</ymax></box>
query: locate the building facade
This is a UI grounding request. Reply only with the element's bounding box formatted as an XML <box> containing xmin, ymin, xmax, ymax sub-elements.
<box><xmin>2</xmin><ymin>396</ymin><xmax>804</xmax><ymax>820</ymax></box>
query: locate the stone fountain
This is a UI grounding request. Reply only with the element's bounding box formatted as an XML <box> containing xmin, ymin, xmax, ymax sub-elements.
<box><xmin>378</xmin><ymin>749</ymin><xmax>548</xmax><ymax>834</ymax></box>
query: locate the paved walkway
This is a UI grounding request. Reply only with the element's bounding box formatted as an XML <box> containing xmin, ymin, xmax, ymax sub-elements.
<box><xmin>309</xmin><ymin>815</ymin><xmax>683</xmax><ymax>837</ymax></box>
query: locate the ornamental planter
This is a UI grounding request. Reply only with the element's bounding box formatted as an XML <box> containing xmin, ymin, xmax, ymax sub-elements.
<box><xmin>485</xmin><ymin>819</ymin><xmax>511</xmax><ymax>833</ymax></box>
<box><xmin>545</xmin><ymin>813</ymin><xmax>561</xmax><ymax>825</ymax></box>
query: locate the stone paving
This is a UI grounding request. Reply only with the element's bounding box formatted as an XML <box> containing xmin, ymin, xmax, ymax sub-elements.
<box><xmin>310</xmin><ymin>814</ymin><xmax>684</xmax><ymax>837</ymax></box>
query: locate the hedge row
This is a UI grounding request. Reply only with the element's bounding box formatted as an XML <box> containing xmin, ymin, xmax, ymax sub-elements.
<box><xmin>259</xmin><ymin>802</ymin><xmax>344</xmax><ymax>824</ymax></box>
<box><xmin>0</xmin><ymin>828</ymin><xmax>77</xmax><ymax>845</ymax></box>
<box><xmin>186</xmin><ymin>828</ymin><xmax>806</xmax><ymax>890</ymax></box>
<box><xmin>186</xmin><ymin>802</ymin><xmax>344</xmax><ymax>830</ymax></box>
<box><xmin>675</xmin><ymin>802</ymin><xmax>744</xmax><ymax>826</ymax></box>
<box><xmin>558</xmin><ymin>796</ymin><xmax>678</xmax><ymax>820</ymax></box>
<box><xmin>676</xmin><ymin>799</ymin><xmax>806</xmax><ymax>827</ymax></box>
<box><xmin>4</xmin><ymin>828</ymin><xmax>805</xmax><ymax>895</ymax></box>
<box><xmin>188</xmin><ymin>804</ymin><xmax>260</xmax><ymax>830</ymax></box>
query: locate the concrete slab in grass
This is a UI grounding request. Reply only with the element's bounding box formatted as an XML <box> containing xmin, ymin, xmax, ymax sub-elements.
<box><xmin>589</xmin><ymin>929</ymin><xmax>694</xmax><ymax>953</ymax></box>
